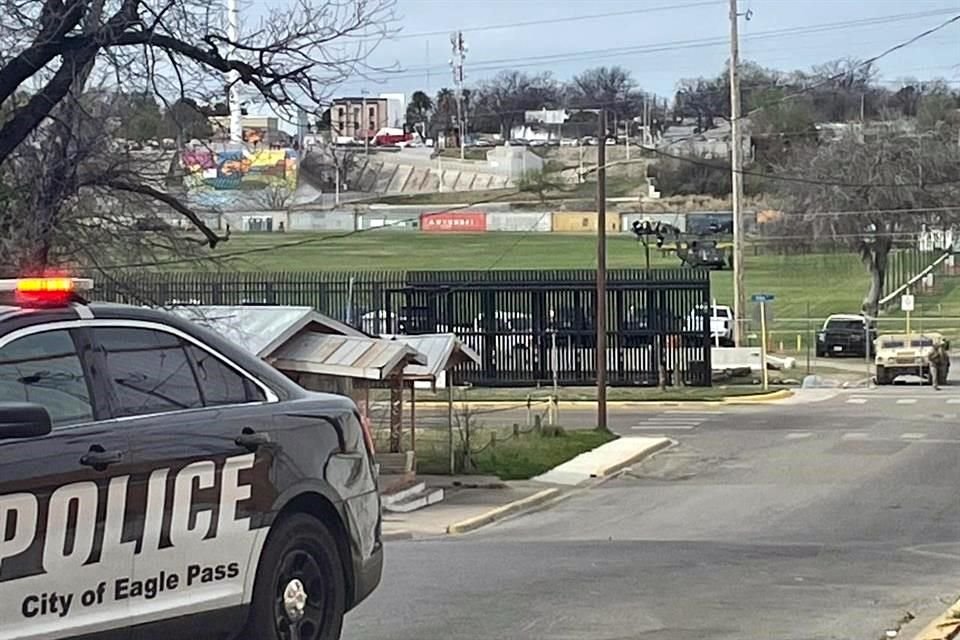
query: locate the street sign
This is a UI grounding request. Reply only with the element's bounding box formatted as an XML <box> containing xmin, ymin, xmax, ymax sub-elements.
<box><xmin>901</xmin><ymin>294</ymin><xmax>915</xmax><ymax>312</ymax></box>
<box><xmin>751</xmin><ymin>293</ymin><xmax>775</xmax><ymax>302</ymax></box>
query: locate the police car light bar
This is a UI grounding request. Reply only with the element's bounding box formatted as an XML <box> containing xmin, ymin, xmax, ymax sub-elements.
<box><xmin>0</xmin><ymin>277</ymin><xmax>94</xmax><ymax>307</ymax></box>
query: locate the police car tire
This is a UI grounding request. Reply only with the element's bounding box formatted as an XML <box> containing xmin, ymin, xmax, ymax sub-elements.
<box><xmin>246</xmin><ymin>513</ymin><xmax>346</xmax><ymax>640</ymax></box>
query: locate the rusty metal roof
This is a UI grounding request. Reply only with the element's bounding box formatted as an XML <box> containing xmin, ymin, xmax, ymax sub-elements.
<box><xmin>268</xmin><ymin>333</ymin><xmax>426</xmax><ymax>381</ymax></box>
<box><xmin>380</xmin><ymin>333</ymin><xmax>481</xmax><ymax>380</ymax></box>
<box><xmin>170</xmin><ymin>305</ymin><xmax>363</xmax><ymax>357</ymax></box>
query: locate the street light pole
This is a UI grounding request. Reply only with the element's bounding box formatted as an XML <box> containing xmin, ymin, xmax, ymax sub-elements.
<box><xmin>729</xmin><ymin>0</ymin><xmax>746</xmax><ymax>345</ymax></box>
<box><xmin>361</xmin><ymin>89</ymin><xmax>369</xmax><ymax>157</ymax></box>
<box><xmin>226</xmin><ymin>0</ymin><xmax>242</xmax><ymax>144</ymax></box>
<box><xmin>596</xmin><ymin>109</ymin><xmax>608</xmax><ymax>433</ymax></box>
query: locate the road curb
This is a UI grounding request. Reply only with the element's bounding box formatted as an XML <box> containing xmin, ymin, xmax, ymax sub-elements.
<box><xmin>381</xmin><ymin>529</ymin><xmax>414</xmax><ymax>542</ymax></box>
<box><xmin>445</xmin><ymin>488</ymin><xmax>561</xmax><ymax>535</ymax></box>
<box><xmin>591</xmin><ymin>438</ymin><xmax>674</xmax><ymax>478</ymax></box>
<box><xmin>910</xmin><ymin>598</ymin><xmax>960</xmax><ymax>640</ymax></box>
<box><xmin>722</xmin><ymin>389</ymin><xmax>794</xmax><ymax>404</ymax></box>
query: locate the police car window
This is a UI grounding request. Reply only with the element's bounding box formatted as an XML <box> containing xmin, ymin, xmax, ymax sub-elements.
<box><xmin>186</xmin><ymin>345</ymin><xmax>266</xmax><ymax>405</ymax></box>
<box><xmin>93</xmin><ymin>327</ymin><xmax>202</xmax><ymax>417</ymax></box>
<box><xmin>0</xmin><ymin>330</ymin><xmax>93</xmax><ymax>426</ymax></box>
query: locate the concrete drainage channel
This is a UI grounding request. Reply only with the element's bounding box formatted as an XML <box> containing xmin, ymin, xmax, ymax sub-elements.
<box><xmin>382</xmin><ymin>482</ymin><xmax>445</xmax><ymax>513</ymax></box>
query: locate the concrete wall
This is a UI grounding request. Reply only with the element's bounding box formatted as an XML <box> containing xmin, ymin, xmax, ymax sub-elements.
<box><xmin>487</xmin><ymin>211</ymin><xmax>553</xmax><ymax>232</ymax></box>
<box><xmin>355</xmin><ymin>211</ymin><xmax>420</xmax><ymax>231</ymax></box>
<box><xmin>553</xmin><ymin>212</ymin><xmax>621</xmax><ymax>233</ymax></box>
<box><xmin>288</xmin><ymin>211</ymin><xmax>355</xmax><ymax>232</ymax></box>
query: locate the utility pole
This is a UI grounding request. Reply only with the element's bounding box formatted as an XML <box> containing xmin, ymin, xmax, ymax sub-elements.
<box><xmin>450</xmin><ymin>31</ymin><xmax>466</xmax><ymax>160</ymax></box>
<box><xmin>596</xmin><ymin>109</ymin><xmax>608</xmax><ymax>433</ymax></box>
<box><xmin>729</xmin><ymin>0</ymin><xmax>746</xmax><ymax>346</ymax></box>
<box><xmin>226</xmin><ymin>0</ymin><xmax>242</xmax><ymax>144</ymax></box>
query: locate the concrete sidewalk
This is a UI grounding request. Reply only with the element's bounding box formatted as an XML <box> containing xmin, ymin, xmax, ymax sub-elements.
<box><xmin>532</xmin><ymin>436</ymin><xmax>672</xmax><ymax>485</ymax></box>
<box><xmin>382</xmin><ymin>482</ymin><xmax>558</xmax><ymax>540</ymax></box>
<box><xmin>382</xmin><ymin>436</ymin><xmax>674</xmax><ymax>538</ymax></box>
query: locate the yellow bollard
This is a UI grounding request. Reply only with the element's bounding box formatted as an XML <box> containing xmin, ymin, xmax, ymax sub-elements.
<box><xmin>796</xmin><ymin>334</ymin><xmax>802</xmax><ymax>352</ymax></box>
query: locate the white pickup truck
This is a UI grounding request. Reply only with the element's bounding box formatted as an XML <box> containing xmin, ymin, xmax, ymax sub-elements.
<box><xmin>685</xmin><ymin>304</ymin><xmax>735</xmax><ymax>346</ymax></box>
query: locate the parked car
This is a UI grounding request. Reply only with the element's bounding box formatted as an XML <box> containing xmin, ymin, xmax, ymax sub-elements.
<box><xmin>548</xmin><ymin>306</ymin><xmax>595</xmax><ymax>348</ymax></box>
<box><xmin>580</xmin><ymin>136</ymin><xmax>598</xmax><ymax>146</ymax></box>
<box><xmin>874</xmin><ymin>332</ymin><xmax>949</xmax><ymax>384</ymax></box>
<box><xmin>0</xmin><ymin>276</ymin><xmax>382</xmax><ymax>640</ymax></box>
<box><xmin>559</xmin><ymin>138</ymin><xmax>579</xmax><ymax>147</ymax></box>
<box><xmin>816</xmin><ymin>313</ymin><xmax>875</xmax><ymax>357</ymax></box>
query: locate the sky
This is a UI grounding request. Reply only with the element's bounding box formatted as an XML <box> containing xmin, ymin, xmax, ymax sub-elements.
<box><xmin>330</xmin><ymin>0</ymin><xmax>960</xmax><ymax>101</ymax></box>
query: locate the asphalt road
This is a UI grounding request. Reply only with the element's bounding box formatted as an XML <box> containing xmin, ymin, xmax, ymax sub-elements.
<box><xmin>346</xmin><ymin>385</ymin><xmax>960</xmax><ymax>640</ymax></box>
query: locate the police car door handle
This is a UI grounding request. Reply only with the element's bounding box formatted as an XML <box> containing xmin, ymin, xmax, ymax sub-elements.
<box><xmin>80</xmin><ymin>448</ymin><xmax>124</xmax><ymax>469</ymax></box>
<box><xmin>235</xmin><ymin>429</ymin><xmax>270</xmax><ymax>451</ymax></box>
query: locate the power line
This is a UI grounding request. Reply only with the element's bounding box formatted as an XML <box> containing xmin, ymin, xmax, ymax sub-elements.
<box><xmin>384</xmin><ymin>1</ymin><xmax>724</xmax><ymax>41</ymax></box>
<box><xmin>353</xmin><ymin>8</ymin><xmax>960</xmax><ymax>84</ymax></box>
<box><xmin>730</xmin><ymin>12</ymin><xmax>960</xmax><ymax>125</ymax></box>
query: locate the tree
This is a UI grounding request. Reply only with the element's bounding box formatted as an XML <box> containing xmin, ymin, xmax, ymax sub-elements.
<box><xmin>406</xmin><ymin>90</ymin><xmax>433</xmax><ymax>124</ymax></box>
<box><xmin>474</xmin><ymin>70</ymin><xmax>559</xmax><ymax>139</ymax></box>
<box><xmin>567</xmin><ymin>65</ymin><xmax>643</xmax><ymax>121</ymax></box>
<box><xmin>0</xmin><ymin>0</ymin><xmax>394</xmax><ymax>275</ymax></box>
<box><xmin>516</xmin><ymin>166</ymin><xmax>565</xmax><ymax>203</ymax></box>
<box><xmin>405</xmin><ymin>89</ymin><xmax>433</xmax><ymax>140</ymax></box>
<box><xmin>429</xmin><ymin>87</ymin><xmax>457</xmax><ymax>139</ymax></box>
<box><xmin>162</xmin><ymin>98</ymin><xmax>212</xmax><ymax>141</ymax></box>
<box><xmin>673</xmin><ymin>77</ymin><xmax>727</xmax><ymax>131</ymax></box>
<box><xmin>771</xmin><ymin>131</ymin><xmax>960</xmax><ymax>317</ymax></box>
<box><xmin>114</xmin><ymin>92</ymin><xmax>164</xmax><ymax>142</ymax></box>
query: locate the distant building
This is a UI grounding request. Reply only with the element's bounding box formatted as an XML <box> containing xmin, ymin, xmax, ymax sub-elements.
<box><xmin>379</xmin><ymin>93</ymin><xmax>407</xmax><ymax>129</ymax></box>
<box><xmin>659</xmin><ymin>117</ymin><xmax>752</xmax><ymax>160</ymax></box>
<box><xmin>209</xmin><ymin>115</ymin><xmax>282</xmax><ymax>146</ymax></box>
<box><xmin>510</xmin><ymin>108</ymin><xmax>569</xmax><ymax>141</ymax></box>
<box><xmin>331</xmin><ymin>97</ymin><xmax>390</xmax><ymax>140</ymax></box>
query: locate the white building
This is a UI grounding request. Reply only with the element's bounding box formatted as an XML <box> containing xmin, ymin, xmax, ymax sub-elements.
<box><xmin>379</xmin><ymin>93</ymin><xmax>407</xmax><ymax>129</ymax></box>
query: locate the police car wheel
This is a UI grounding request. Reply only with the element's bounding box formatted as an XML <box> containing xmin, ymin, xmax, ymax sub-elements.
<box><xmin>247</xmin><ymin>513</ymin><xmax>346</xmax><ymax>640</ymax></box>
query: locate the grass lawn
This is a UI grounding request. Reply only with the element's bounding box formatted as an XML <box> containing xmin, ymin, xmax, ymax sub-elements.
<box><xmin>374</xmin><ymin>385</ymin><xmax>782</xmax><ymax>403</ymax></box>
<box><xmin>215</xmin><ymin>232</ymin><xmax>872</xmax><ymax>322</ymax></box>
<box><xmin>399</xmin><ymin>427</ymin><xmax>616</xmax><ymax>480</ymax></box>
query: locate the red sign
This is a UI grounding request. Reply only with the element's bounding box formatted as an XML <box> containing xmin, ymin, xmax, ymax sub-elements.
<box><xmin>420</xmin><ymin>211</ymin><xmax>487</xmax><ymax>233</ymax></box>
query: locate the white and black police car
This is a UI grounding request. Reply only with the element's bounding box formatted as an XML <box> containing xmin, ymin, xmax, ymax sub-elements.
<box><xmin>0</xmin><ymin>277</ymin><xmax>382</xmax><ymax>640</ymax></box>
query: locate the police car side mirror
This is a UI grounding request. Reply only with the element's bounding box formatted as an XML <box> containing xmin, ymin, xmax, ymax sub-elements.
<box><xmin>0</xmin><ymin>403</ymin><xmax>52</xmax><ymax>440</ymax></box>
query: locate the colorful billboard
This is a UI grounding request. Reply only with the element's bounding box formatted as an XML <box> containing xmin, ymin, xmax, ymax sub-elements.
<box><xmin>181</xmin><ymin>148</ymin><xmax>298</xmax><ymax>191</ymax></box>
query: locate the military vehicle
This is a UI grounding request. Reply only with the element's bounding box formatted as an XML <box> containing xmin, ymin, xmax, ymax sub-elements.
<box><xmin>676</xmin><ymin>239</ymin><xmax>729</xmax><ymax>270</ymax></box>
<box><xmin>874</xmin><ymin>332</ymin><xmax>949</xmax><ymax>385</ymax></box>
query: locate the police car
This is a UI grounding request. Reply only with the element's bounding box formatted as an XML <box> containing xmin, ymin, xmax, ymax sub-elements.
<box><xmin>0</xmin><ymin>277</ymin><xmax>382</xmax><ymax>640</ymax></box>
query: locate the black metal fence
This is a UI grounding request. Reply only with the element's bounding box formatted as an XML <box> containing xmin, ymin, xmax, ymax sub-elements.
<box><xmin>99</xmin><ymin>269</ymin><xmax>712</xmax><ymax>387</ymax></box>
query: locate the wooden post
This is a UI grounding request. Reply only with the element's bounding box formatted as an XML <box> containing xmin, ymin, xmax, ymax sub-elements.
<box><xmin>389</xmin><ymin>379</ymin><xmax>402</xmax><ymax>453</ymax></box>
<box><xmin>409</xmin><ymin>383</ymin><xmax>416</xmax><ymax>452</ymax></box>
<box><xmin>447</xmin><ymin>385</ymin><xmax>455</xmax><ymax>475</ymax></box>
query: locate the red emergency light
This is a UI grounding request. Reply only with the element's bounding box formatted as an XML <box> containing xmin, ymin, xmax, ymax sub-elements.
<box><xmin>0</xmin><ymin>277</ymin><xmax>94</xmax><ymax>308</ymax></box>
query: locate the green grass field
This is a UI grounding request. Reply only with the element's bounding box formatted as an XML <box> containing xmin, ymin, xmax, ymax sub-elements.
<box><xmin>214</xmin><ymin>232</ymin><xmax>872</xmax><ymax>320</ymax></box>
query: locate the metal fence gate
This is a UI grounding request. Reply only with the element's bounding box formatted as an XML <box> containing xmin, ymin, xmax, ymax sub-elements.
<box><xmin>99</xmin><ymin>269</ymin><xmax>712</xmax><ymax>387</ymax></box>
